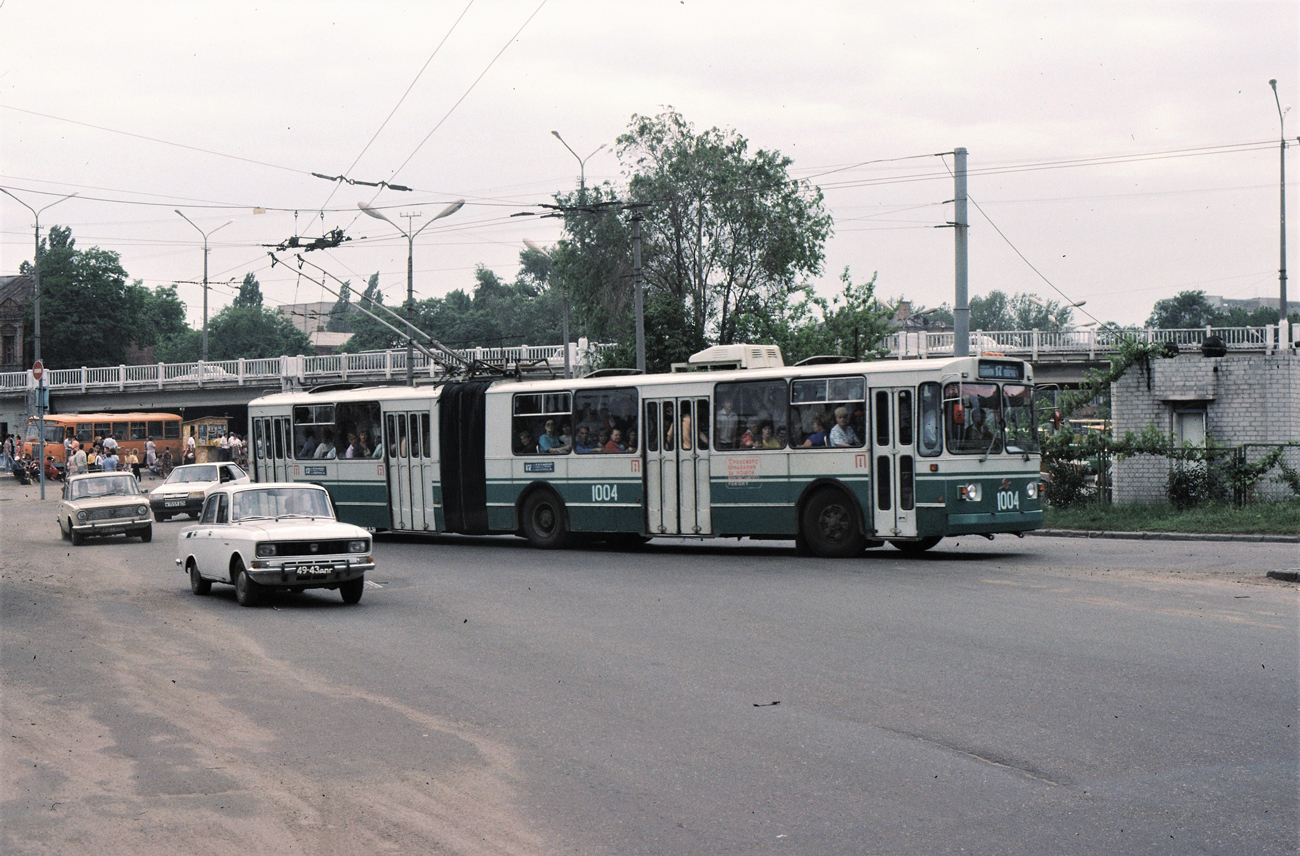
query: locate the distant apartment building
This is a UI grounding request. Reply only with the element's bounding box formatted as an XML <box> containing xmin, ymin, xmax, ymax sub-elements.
<box><xmin>276</xmin><ymin>300</ymin><xmax>354</xmax><ymax>354</ymax></box>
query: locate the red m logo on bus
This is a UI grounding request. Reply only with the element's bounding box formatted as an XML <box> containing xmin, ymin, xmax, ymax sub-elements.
<box><xmin>855</xmin><ymin>454</ymin><xmax>867</xmax><ymax>469</ymax></box>
<box><xmin>631</xmin><ymin>459</ymin><xmax>641</xmax><ymax>473</ymax></box>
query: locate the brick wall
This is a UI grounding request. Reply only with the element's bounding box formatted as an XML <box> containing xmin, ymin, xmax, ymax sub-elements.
<box><xmin>1111</xmin><ymin>353</ymin><xmax>1300</xmax><ymax>503</ymax></box>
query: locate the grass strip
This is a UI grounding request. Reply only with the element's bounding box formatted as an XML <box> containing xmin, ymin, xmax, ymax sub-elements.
<box><xmin>1045</xmin><ymin>501</ymin><xmax>1300</xmax><ymax>536</ymax></box>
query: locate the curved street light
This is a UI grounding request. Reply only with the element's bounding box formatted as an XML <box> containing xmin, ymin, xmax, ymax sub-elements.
<box><xmin>551</xmin><ymin>131</ymin><xmax>606</xmax><ymax>203</ymax></box>
<box><xmin>0</xmin><ymin>187</ymin><xmax>78</xmax><ymax>500</ymax></box>
<box><xmin>359</xmin><ymin>199</ymin><xmax>465</xmax><ymax>385</ymax></box>
<box><xmin>175</xmin><ymin>210</ymin><xmax>233</xmax><ymax>362</ymax></box>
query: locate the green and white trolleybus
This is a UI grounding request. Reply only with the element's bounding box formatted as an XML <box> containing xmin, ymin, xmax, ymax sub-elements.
<box><xmin>246</xmin><ymin>347</ymin><xmax>1043</xmax><ymax>557</ymax></box>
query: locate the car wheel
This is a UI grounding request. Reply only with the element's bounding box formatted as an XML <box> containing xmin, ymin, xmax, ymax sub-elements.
<box><xmin>890</xmin><ymin>536</ymin><xmax>942</xmax><ymax>554</ymax></box>
<box><xmin>155</xmin><ymin>512</ymin><xmax>169</xmax><ymax>522</ymax></box>
<box><xmin>139</xmin><ymin>525</ymin><xmax>152</xmax><ymax>543</ymax></box>
<box><xmin>801</xmin><ymin>488</ymin><xmax>866</xmax><ymax>558</ymax></box>
<box><xmin>339</xmin><ymin>575</ymin><xmax>364</xmax><ymax>605</ymax></box>
<box><xmin>70</xmin><ymin>526</ymin><xmax>84</xmax><ymax>546</ymax></box>
<box><xmin>61</xmin><ymin>518</ymin><xmax>71</xmax><ymax>541</ymax></box>
<box><xmin>188</xmin><ymin>560</ymin><xmax>211</xmax><ymax>596</ymax></box>
<box><xmin>233</xmin><ymin>560</ymin><xmax>261</xmax><ymax>607</ymax></box>
<box><xmin>521</xmin><ymin>490</ymin><xmax>568</xmax><ymax>549</ymax></box>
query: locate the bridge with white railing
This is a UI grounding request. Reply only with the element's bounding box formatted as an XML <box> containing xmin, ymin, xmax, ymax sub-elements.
<box><xmin>0</xmin><ymin>323</ymin><xmax>1294</xmax><ymax>415</ymax></box>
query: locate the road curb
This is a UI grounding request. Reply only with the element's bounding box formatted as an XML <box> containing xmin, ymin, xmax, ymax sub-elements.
<box><xmin>1266</xmin><ymin>569</ymin><xmax>1300</xmax><ymax>582</ymax></box>
<box><xmin>1028</xmin><ymin>528</ymin><xmax>1300</xmax><ymax>544</ymax></box>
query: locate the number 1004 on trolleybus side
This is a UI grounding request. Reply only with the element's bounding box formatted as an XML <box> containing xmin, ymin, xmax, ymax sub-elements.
<box><xmin>247</xmin><ymin>346</ymin><xmax>1043</xmax><ymax>558</ymax></box>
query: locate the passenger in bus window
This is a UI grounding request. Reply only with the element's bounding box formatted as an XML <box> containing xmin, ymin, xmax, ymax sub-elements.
<box><xmin>539</xmin><ymin>419</ymin><xmax>567</xmax><ymax>453</ymax></box>
<box><xmin>829</xmin><ymin>407</ymin><xmax>860</xmax><ymax>447</ymax></box>
<box><xmin>516</xmin><ymin>429</ymin><xmax>535</xmax><ymax>454</ymax></box>
<box><xmin>298</xmin><ymin>429</ymin><xmax>318</xmax><ymax>459</ymax></box>
<box><xmin>759</xmin><ymin>422</ymin><xmax>783</xmax><ymax>449</ymax></box>
<box><xmin>559</xmin><ymin>422</ymin><xmax>572</xmax><ymax>449</ymax></box>
<box><xmin>604</xmin><ymin>429</ymin><xmax>626</xmax><ymax>453</ymax></box>
<box><xmin>626</xmin><ymin>428</ymin><xmax>638</xmax><ymax>452</ymax></box>
<box><xmin>597</xmin><ymin>428</ymin><xmax>611</xmax><ymax>450</ymax></box>
<box><xmin>574</xmin><ymin>426</ymin><xmax>597</xmax><ymax>453</ymax></box>
<box><xmin>358</xmin><ymin>428</ymin><xmax>375</xmax><ymax>457</ymax></box>
<box><xmin>314</xmin><ymin>429</ymin><xmax>337</xmax><ymax>459</ymax></box>
<box><xmin>344</xmin><ymin>431</ymin><xmax>362</xmax><ymax>458</ymax></box>
<box><xmin>801</xmin><ymin>415</ymin><xmax>829</xmax><ymax>448</ymax></box>
<box><xmin>716</xmin><ymin>398</ymin><xmax>739</xmax><ymax>448</ymax></box>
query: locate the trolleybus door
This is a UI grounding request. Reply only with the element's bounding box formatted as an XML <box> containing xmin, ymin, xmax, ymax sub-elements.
<box><xmin>870</xmin><ymin>388</ymin><xmax>918</xmax><ymax>538</ymax></box>
<box><xmin>256</xmin><ymin>416</ymin><xmax>290</xmax><ymax>482</ymax></box>
<box><xmin>644</xmin><ymin>397</ymin><xmax>712</xmax><ymax>536</ymax></box>
<box><xmin>385</xmin><ymin>411</ymin><xmax>432</xmax><ymax>531</ymax></box>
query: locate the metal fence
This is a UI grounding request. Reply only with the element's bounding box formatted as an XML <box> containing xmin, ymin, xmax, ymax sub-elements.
<box><xmin>885</xmin><ymin>323</ymin><xmax>1296</xmax><ymax>360</ymax></box>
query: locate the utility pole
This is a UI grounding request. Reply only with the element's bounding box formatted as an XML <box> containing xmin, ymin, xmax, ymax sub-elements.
<box><xmin>952</xmin><ymin>148</ymin><xmax>970</xmax><ymax>357</ymax></box>
<box><xmin>630</xmin><ymin>211</ymin><xmax>646</xmax><ymax>373</ymax></box>
<box><xmin>175</xmin><ymin>211</ymin><xmax>233</xmax><ymax>362</ymax></box>
<box><xmin>1269</xmin><ymin>80</ymin><xmax>1289</xmax><ymax>319</ymax></box>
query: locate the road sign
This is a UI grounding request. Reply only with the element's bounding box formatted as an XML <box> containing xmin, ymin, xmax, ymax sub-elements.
<box><xmin>32</xmin><ymin>360</ymin><xmax>43</xmax><ymax>381</ymax></box>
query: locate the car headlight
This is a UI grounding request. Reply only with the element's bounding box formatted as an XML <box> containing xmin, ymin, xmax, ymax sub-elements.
<box><xmin>188</xmin><ymin>490</ymin><xmax>205</xmax><ymax>500</ymax></box>
<box><xmin>1025</xmin><ymin>481</ymin><xmax>1038</xmax><ymax>499</ymax></box>
<box><xmin>138</xmin><ymin>505</ymin><xmax>149</xmax><ymax>517</ymax></box>
<box><xmin>77</xmin><ymin>510</ymin><xmax>87</xmax><ymax>521</ymax></box>
<box><xmin>256</xmin><ymin>543</ymin><xmax>277</xmax><ymax>557</ymax></box>
<box><xmin>959</xmin><ymin>482</ymin><xmax>982</xmax><ymax>502</ymax></box>
<box><xmin>348</xmin><ymin>540</ymin><xmax>369</xmax><ymax>553</ymax></box>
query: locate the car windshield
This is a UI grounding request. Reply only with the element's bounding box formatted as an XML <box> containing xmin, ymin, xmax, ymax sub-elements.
<box><xmin>162</xmin><ymin>465</ymin><xmax>219</xmax><ymax>485</ymax></box>
<box><xmin>230</xmin><ymin>487</ymin><xmax>334</xmax><ymax>522</ymax></box>
<box><xmin>72</xmin><ymin>476</ymin><xmax>141</xmax><ymax>499</ymax></box>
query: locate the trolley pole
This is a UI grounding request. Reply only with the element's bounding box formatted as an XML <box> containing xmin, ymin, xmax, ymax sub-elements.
<box><xmin>953</xmin><ymin>147</ymin><xmax>970</xmax><ymax>358</ymax></box>
<box><xmin>631</xmin><ymin>211</ymin><xmax>646</xmax><ymax>373</ymax></box>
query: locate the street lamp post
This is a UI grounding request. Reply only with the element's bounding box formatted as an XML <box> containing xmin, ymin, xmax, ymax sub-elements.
<box><xmin>359</xmin><ymin>199</ymin><xmax>464</xmax><ymax>385</ymax></box>
<box><xmin>523</xmin><ymin>239</ymin><xmax>569</xmax><ymax>378</ymax></box>
<box><xmin>551</xmin><ymin>131</ymin><xmax>605</xmax><ymax>204</ymax></box>
<box><xmin>0</xmin><ymin>187</ymin><xmax>78</xmax><ymax>500</ymax></box>
<box><xmin>1269</xmin><ymin>80</ymin><xmax>1290</xmax><ymax>320</ymax></box>
<box><xmin>175</xmin><ymin>211</ymin><xmax>233</xmax><ymax>362</ymax></box>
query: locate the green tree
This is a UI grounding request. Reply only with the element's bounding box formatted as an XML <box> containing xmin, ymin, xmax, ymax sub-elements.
<box><xmin>558</xmin><ymin>109</ymin><xmax>833</xmax><ymax>371</ymax></box>
<box><xmin>138</xmin><ymin>283</ymin><xmax>191</xmax><ymax>346</ymax></box>
<box><xmin>1147</xmin><ymin>290</ymin><xmax>1216</xmax><ymax>328</ymax></box>
<box><xmin>326</xmin><ymin>280</ymin><xmax>353</xmax><ymax>332</ymax></box>
<box><xmin>18</xmin><ymin>226</ymin><xmax>147</xmax><ymax>367</ymax></box>
<box><xmin>205</xmin><ymin>304</ymin><xmax>311</xmax><ymax>360</ymax></box>
<box><xmin>232</xmin><ymin>272</ymin><xmax>263</xmax><ymax>308</ymax></box>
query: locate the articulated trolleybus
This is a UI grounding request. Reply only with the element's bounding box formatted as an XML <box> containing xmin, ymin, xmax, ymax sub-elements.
<box><xmin>247</xmin><ymin>346</ymin><xmax>1043</xmax><ymax>557</ymax></box>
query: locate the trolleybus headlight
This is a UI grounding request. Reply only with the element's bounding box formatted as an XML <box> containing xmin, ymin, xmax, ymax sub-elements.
<box><xmin>348</xmin><ymin>540</ymin><xmax>368</xmax><ymax>553</ymax></box>
<box><xmin>256</xmin><ymin>543</ymin><xmax>277</xmax><ymax>557</ymax></box>
<box><xmin>959</xmin><ymin>483</ymin><xmax>981</xmax><ymax>502</ymax></box>
<box><xmin>1025</xmin><ymin>481</ymin><xmax>1038</xmax><ymax>499</ymax></box>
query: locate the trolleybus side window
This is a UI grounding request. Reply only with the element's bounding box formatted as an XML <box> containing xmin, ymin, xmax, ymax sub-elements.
<box><xmin>420</xmin><ymin>413</ymin><xmax>431</xmax><ymax>459</ymax></box>
<box><xmin>662</xmin><ymin>402</ymin><xmax>675</xmax><ymax>451</ymax></box>
<box><xmin>918</xmin><ymin>382</ymin><xmax>943</xmax><ymax>456</ymax></box>
<box><xmin>714</xmin><ymin>379</ymin><xmax>788</xmax><ymax>450</ymax></box>
<box><xmin>293</xmin><ymin>404</ymin><xmax>335</xmax><ymax>459</ymax></box>
<box><xmin>695</xmin><ymin>398</ymin><xmax>709</xmax><ymax>450</ymax></box>
<box><xmin>1002</xmin><ymin>384</ymin><xmax>1039</xmax><ymax>453</ymax></box>
<box><xmin>646</xmin><ymin>402</ymin><xmax>659</xmax><ymax>453</ymax></box>
<box><xmin>573</xmin><ymin>388</ymin><xmax>638</xmax><ymax>453</ymax></box>
<box><xmin>944</xmin><ymin>382</ymin><xmax>1004</xmax><ymax>455</ymax></box>
<box><xmin>791</xmin><ymin>376</ymin><xmax>864</xmax><ymax>449</ymax></box>
<box><xmin>386</xmin><ymin>414</ymin><xmax>398</xmax><ymax>459</ymax></box>
<box><xmin>513</xmin><ymin>392</ymin><xmax>571</xmax><ymax>455</ymax></box>
<box><xmin>897</xmin><ymin>390</ymin><xmax>913</xmax><ymax>446</ymax></box>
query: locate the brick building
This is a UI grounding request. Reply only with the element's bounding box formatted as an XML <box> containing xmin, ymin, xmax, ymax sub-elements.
<box><xmin>1111</xmin><ymin>352</ymin><xmax>1300</xmax><ymax>502</ymax></box>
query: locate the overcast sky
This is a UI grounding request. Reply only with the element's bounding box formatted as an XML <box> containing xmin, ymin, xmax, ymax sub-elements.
<box><xmin>1</xmin><ymin>1</ymin><xmax>1297</xmax><ymax>339</ymax></box>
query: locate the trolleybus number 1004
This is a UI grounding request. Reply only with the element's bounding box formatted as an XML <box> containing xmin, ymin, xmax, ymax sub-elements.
<box><xmin>592</xmin><ymin>484</ymin><xmax>619</xmax><ymax>502</ymax></box>
<box><xmin>996</xmin><ymin>490</ymin><xmax>1020</xmax><ymax>511</ymax></box>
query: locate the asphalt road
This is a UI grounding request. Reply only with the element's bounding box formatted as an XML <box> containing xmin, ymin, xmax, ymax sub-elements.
<box><xmin>2</xmin><ymin>477</ymin><xmax>1296</xmax><ymax>856</ymax></box>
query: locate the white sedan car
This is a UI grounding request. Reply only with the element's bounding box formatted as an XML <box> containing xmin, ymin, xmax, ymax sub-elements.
<box><xmin>59</xmin><ymin>472</ymin><xmax>154</xmax><ymax>545</ymax></box>
<box><xmin>176</xmin><ymin>482</ymin><xmax>373</xmax><ymax>607</ymax></box>
<box><xmin>150</xmin><ymin>462</ymin><xmax>250</xmax><ymax>520</ymax></box>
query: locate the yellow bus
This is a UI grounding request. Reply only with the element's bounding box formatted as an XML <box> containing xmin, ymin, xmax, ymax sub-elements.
<box><xmin>25</xmin><ymin>411</ymin><xmax>183</xmax><ymax>472</ymax></box>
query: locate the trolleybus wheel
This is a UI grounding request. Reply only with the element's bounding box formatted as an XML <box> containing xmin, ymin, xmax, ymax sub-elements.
<box><xmin>521</xmin><ymin>491</ymin><xmax>568</xmax><ymax>549</ymax></box>
<box><xmin>891</xmin><ymin>536</ymin><xmax>942</xmax><ymax>554</ymax></box>
<box><xmin>801</xmin><ymin>488</ymin><xmax>866</xmax><ymax>558</ymax></box>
